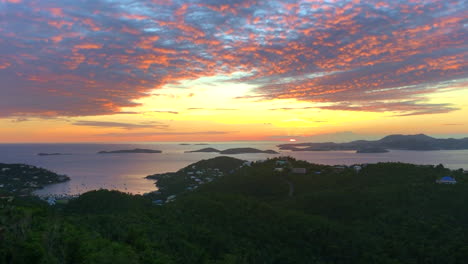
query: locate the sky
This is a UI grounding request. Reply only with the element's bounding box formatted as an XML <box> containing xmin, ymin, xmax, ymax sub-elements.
<box><xmin>0</xmin><ymin>0</ymin><xmax>467</xmax><ymax>142</ymax></box>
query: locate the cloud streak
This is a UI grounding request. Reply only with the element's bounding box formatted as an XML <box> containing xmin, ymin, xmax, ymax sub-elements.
<box><xmin>72</xmin><ymin>121</ymin><xmax>168</xmax><ymax>130</ymax></box>
<box><xmin>99</xmin><ymin>131</ymin><xmax>237</xmax><ymax>137</ymax></box>
<box><xmin>0</xmin><ymin>0</ymin><xmax>466</xmax><ymax>117</ymax></box>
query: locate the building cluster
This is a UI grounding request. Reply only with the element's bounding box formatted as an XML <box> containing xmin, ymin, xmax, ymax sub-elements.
<box><xmin>0</xmin><ymin>164</ymin><xmax>68</xmax><ymax>195</ymax></box>
<box><xmin>273</xmin><ymin>159</ymin><xmax>367</xmax><ymax>175</ymax></box>
<box><xmin>184</xmin><ymin>166</ymin><xmax>224</xmax><ymax>190</ymax></box>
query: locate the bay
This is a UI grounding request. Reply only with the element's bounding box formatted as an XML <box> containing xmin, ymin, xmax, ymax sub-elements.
<box><xmin>0</xmin><ymin>142</ymin><xmax>466</xmax><ymax>196</ymax></box>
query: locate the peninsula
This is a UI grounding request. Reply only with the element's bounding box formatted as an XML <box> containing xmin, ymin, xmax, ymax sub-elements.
<box><xmin>279</xmin><ymin>134</ymin><xmax>468</xmax><ymax>152</ymax></box>
<box><xmin>0</xmin><ymin>163</ymin><xmax>70</xmax><ymax>195</ymax></box>
<box><xmin>98</xmin><ymin>148</ymin><xmax>162</xmax><ymax>154</ymax></box>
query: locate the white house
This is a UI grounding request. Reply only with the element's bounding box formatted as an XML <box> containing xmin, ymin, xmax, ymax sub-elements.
<box><xmin>292</xmin><ymin>168</ymin><xmax>307</xmax><ymax>174</ymax></box>
<box><xmin>274</xmin><ymin>168</ymin><xmax>284</xmax><ymax>172</ymax></box>
<box><xmin>436</xmin><ymin>176</ymin><xmax>457</xmax><ymax>184</ymax></box>
<box><xmin>166</xmin><ymin>195</ymin><xmax>177</xmax><ymax>202</ymax></box>
<box><xmin>353</xmin><ymin>165</ymin><xmax>362</xmax><ymax>173</ymax></box>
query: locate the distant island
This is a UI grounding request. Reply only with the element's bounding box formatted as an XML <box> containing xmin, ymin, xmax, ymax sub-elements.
<box><xmin>279</xmin><ymin>134</ymin><xmax>468</xmax><ymax>152</ymax></box>
<box><xmin>186</xmin><ymin>147</ymin><xmax>278</xmax><ymax>154</ymax></box>
<box><xmin>37</xmin><ymin>153</ymin><xmax>71</xmax><ymax>156</ymax></box>
<box><xmin>185</xmin><ymin>147</ymin><xmax>220</xmax><ymax>153</ymax></box>
<box><xmin>98</xmin><ymin>148</ymin><xmax>162</xmax><ymax>154</ymax></box>
<box><xmin>179</xmin><ymin>143</ymin><xmax>191</xmax><ymax>145</ymax></box>
<box><xmin>0</xmin><ymin>163</ymin><xmax>70</xmax><ymax>195</ymax></box>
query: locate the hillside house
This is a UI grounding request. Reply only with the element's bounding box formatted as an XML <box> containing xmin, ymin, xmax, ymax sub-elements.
<box><xmin>436</xmin><ymin>176</ymin><xmax>457</xmax><ymax>184</ymax></box>
<box><xmin>276</xmin><ymin>160</ymin><xmax>288</xmax><ymax>166</ymax></box>
<box><xmin>274</xmin><ymin>168</ymin><xmax>284</xmax><ymax>173</ymax></box>
<box><xmin>292</xmin><ymin>168</ymin><xmax>307</xmax><ymax>174</ymax></box>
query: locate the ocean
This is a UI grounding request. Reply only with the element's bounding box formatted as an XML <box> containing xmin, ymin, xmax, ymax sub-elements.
<box><xmin>1</xmin><ymin>142</ymin><xmax>467</xmax><ymax>196</ymax></box>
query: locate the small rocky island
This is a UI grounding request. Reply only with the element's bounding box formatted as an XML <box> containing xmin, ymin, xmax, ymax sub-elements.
<box><xmin>98</xmin><ymin>148</ymin><xmax>162</xmax><ymax>154</ymax></box>
<box><xmin>185</xmin><ymin>147</ymin><xmax>278</xmax><ymax>154</ymax></box>
<box><xmin>0</xmin><ymin>163</ymin><xmax>70</xmax><ymax>195</ymax></box>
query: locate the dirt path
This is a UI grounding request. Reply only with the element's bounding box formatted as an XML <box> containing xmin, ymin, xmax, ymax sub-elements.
<box><xmin>284</xmin><ymin>178</ymin><xmax>294</xmax><ymax>197</ymax></box>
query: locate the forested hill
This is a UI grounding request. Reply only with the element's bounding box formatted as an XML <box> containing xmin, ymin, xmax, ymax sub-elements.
<box><xmin>1</xmin><ymin>157</ymin><xmax>468</xmax><ymax>263</ymax></box>
<box><xmin>278</xmin><ymin>133</ymin><xmax>468</xmax><ymax>151</ymax></box>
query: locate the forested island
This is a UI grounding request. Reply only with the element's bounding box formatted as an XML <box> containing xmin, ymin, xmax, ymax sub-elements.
<box><xmin>279</xmin><ymin>134</ymin><xmax>468</xmax><ymax>152</ymax></box>
<box><xmin>186</xmin><ymin>147</ymin><xmax>278</xmax><ymax>154</ymax></box>
<box><xmin>1</xmin><ymin>157</ymin><xmax>468</xmax><ymax>263</ymax></box>
<box><xmin>0</xmin><ymin>163</ymin><xmax>69</xmax><ymax>195</ymax></box>
<box><xmin>97</xmin><ymin>148</ymin><xmax>162</xmax><ymax>154</ymax></box>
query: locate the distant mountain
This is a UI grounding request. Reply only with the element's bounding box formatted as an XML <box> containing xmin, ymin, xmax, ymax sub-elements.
<box><xmin>98</xmin><ymin>148</ymin><xmax>162</xmax><ymax>154</ymax></box>
<box><xmin>278</xmin><ymin>134</ymin><xmax>468</xmax><ymax>152</ymax></box>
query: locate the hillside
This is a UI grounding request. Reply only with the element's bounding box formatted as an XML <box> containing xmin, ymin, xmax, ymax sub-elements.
<box><xmin>279</xmin><ymin>133</ymin><xmax>468</xmax><ymax>151</ymax></box>
<box><xmin>1</xmin><ymin>157</ymin><xmax>468</xmax><ymax>263</ymax></box>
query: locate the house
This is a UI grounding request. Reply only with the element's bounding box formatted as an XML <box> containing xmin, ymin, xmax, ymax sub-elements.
<box><xmin>46</xmin><ymin>197</ymin><xmax>56</xmax><ymax>205</ymax></box>
<box><xmin>274</xmin><ymin>168</ymin><xmax>284</xmax><ymax>172</ymax></box>
<box><xmin>436</xmin><ymin>176</ymin><xmax>457</xmax><ymax>184</ymax></box>
<box><xmin>243</xmin><ymin>161</ymin><xmax>252</xmax><ymax>167</ymax></box>
<box><xmin>292</xmin><ymin>168</ymin><xmax>307</xmax><ymax>174</ymax></box>
<box><xmin>166</xmin><ymin>195</ymin><xmax>177</xmax><ymax>202</ymax></box>
<box><xmin>353</xmin><ymin>165</ymin><xmax>362</xmax><ymax>173</ymax></box>
<box><xmin>333</xmin><ymin>165</ymin><xmax>347</xmax><ymax>171</ymax></box>
<box><xmin>152</xmin><ymin>200</ymin><xmax>164</xmax><ymax>205</ymax></box>
<box><xmin>276</xmin><ymin>160</ymin><xmax>288</xmax><ymax>166</ymax></box>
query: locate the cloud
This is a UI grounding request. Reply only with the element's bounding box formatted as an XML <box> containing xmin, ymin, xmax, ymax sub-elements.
<box><xmin>99</xmin><ymin>131</ymin><xmax>237</xmax><ymax>137</ymax></box>
<box><xmin>186</xmin><ymin>108</ymin><xmax>238</xmax><ymax>111</ymax></box>
<box><xmin>72</xmin><ymin>121</ymin><xmax>168</xmax><ymax>130</ymax></box>
<box><xmin>152</xmin><ymin>110</ymin><xmax>179</xmax><ymax>114</ymax></box>
<box><xmin>268</xmin><ymin>107</ymin><xmax>314</xmax><ymax>111</ymax></box>
<box><xmin>0</xmin><ymin>0</ymin><xmax>466</xmax><ymax>117</ymax></box>
<box><xmin>11</xmin><ymin>117</ymin><xmax>29</xmax><ymax>123</ymax></box>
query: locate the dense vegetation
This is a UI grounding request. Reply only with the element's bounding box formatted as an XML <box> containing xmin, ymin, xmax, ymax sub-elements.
<box><xmin>1</xmin><ymin>157</ymin><xmax>468</xmax><ymax>263</ymax></box>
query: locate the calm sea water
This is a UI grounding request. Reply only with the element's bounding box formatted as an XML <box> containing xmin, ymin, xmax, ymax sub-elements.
<box><xmin>0</xmin><ymin>142</ymin><xmax>467</xmax><ymax>196</ymax></box>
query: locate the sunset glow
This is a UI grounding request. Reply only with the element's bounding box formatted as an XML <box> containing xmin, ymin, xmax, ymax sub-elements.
<box><xmin>1</xmin><ymin>0</ymin><xmax>467</xmax><ymax>142</ymax></box>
